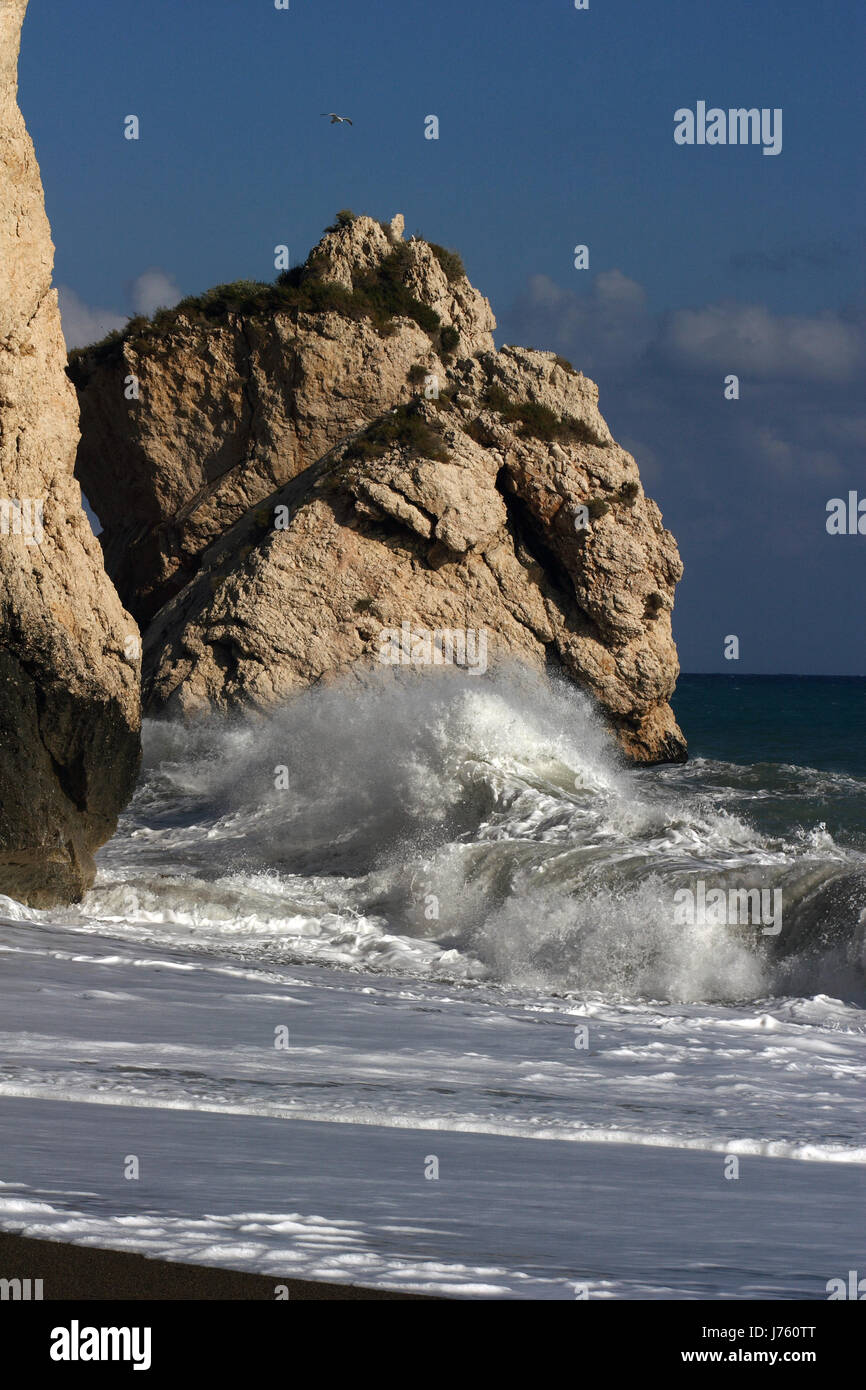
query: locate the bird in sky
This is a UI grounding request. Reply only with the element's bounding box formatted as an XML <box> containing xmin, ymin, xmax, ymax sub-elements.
<box><xmin>322</xmin><ymin>112</ymin><xmax>353</xmax><ymax>125</ymax></box>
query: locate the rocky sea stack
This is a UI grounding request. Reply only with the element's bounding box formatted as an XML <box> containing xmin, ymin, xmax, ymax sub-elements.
<box><xmin>0</xmin><ymin>0</ymin><xmax>141</xmax><ymax>906</ymax></box>
<box><xmin>70</xmin><ymin>211</ymin><xmax>686</xmax><ymax>765</ymax></box>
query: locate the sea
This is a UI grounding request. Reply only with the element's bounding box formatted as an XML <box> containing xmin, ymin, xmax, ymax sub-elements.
<box><xmin>0</xmin><ymin>669</ymin><xmax>864</xmax><ymax>1298</ymax></box>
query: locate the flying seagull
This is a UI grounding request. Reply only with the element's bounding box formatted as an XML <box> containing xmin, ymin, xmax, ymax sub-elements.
<box><xmin>322</xmin><ymin>112</ymin><xmax>353</xmax><ymax>125</ymax></box>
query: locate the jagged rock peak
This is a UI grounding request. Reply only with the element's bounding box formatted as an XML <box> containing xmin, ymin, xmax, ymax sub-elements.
<box><xmin>301</xmin><ymin>211</ymin><xmax>496</xmax><ymax>354</ymax></box>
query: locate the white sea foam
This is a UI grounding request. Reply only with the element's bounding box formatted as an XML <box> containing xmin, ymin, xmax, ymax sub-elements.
<box><xmin>45</xmin><ymin>666</ymin><xmax>860</xmax><ymax>1004</ymax></box>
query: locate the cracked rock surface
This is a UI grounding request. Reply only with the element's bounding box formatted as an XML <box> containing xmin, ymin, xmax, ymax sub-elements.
<box><xmin>0</xmin><ymin>0</ymin><xmax>141</xmax><ymax>905</ymax></box>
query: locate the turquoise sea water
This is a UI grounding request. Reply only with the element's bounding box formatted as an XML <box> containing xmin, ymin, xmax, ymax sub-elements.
<box><xmin>670</xmin><ymin>675</ymin><xmax>866</xmax><ymax>860</ymax></box>
<box><xmin>673</xmin><ymin>674</ymin><xmax>866</xmax><ymax>779</ymax></box>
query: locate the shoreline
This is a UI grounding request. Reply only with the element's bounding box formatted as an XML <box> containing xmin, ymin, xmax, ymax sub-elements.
<box><xmin>0</xmin><ymin>1230</ymin><xmax>434</xmax><ymax>1301</ymax></box>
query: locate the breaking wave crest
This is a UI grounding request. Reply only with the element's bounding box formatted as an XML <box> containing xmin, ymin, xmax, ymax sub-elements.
<box><xmin>54</xmin><ymin>668</ymin><xmax>866</xmax><ymax>1003</ymax></box>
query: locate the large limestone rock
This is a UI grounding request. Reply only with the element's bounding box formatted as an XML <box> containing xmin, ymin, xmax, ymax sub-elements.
<box><xmin>0</xmin><ymin>0</ymin><xmax>141</xmax><ymax>905</ymax></box>
<box><xmin>71</xmin><ymin>213</ymin><xmax>685</xmax><ymax>763</ymax></box>
<box><xmin>140</xmin><ymin>347</ymin><xmax>685</xmax><ymax>762</ymax></box>
<box><xmin>71</xmin><ymin>215</ymin><xmax>495</xmax><ymax>625</ymax></box>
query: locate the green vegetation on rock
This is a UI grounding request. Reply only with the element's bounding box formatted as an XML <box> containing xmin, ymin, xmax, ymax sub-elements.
<box><xmin>344</xmin><ymin>401</ymin><xmax>449</xmax><ymax>464</ymax></box>
<box><xmin>439</xmin><ymin>325</ymin><xmax>460</xmax><ymax>356</ymax></box>
<box><xmin>483</xmin><ymin>384</ymin><xmax>600</xmax><ymax>445</ymax></box>
<box><xmin>68</xmin><ymin>223</ymin><xmax>444</xmax><ymax>372</ymax></box>
<box><xmin>428</xmin><ymin>243</ymin><xmax>466</xmax><ymax>283</ymax></box>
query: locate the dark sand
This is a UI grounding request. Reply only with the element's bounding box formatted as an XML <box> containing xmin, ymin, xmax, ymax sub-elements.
<box><xmin>0</xmin><ymin>1229</ymin><xmax>434</xmax><ymax>1300</ymax></box>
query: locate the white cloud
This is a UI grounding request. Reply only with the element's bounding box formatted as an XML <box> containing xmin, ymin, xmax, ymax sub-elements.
<box><xmin>507</xmin><ymin>269</ymin><xmax>651</xmax><ymax>373</ymax></box>
<box><xmin>508</xmin><ymin>269</ymin><xmax>865</xmax><ymax>386</ymax></box>
<box><xmin>57</xmin><ymin>286</ymin><xmax>126</xmax><ymax>351</ymax></box>
<box><xmin>659</xmin><ymin>303</ymin><xmax>864</xmax><ymax>382</ymax></box>
<box><xmin>57</xmin><ymin>267</ymin><xmax>183</xmax><ymax>351</ymax></box>
<box><xmin>129</xmin><ymin>269</ymin><xmax>181</xmax><ymax>318</ymax></box>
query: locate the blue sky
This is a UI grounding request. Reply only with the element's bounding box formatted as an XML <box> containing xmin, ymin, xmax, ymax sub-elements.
<box><xmin>18</xmin><ymin>0</ymin><xmax>866</xmax><ymax>674</ymax></box>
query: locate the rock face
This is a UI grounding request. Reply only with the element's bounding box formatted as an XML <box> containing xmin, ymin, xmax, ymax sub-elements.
<box><xmin>71</xmin><ymin>215</ymin><xmax>495</xmax><ymax>626</ymax></box>
<box><xmin>0</xmin><ymin>0</ymin><xmax>141</xmax><ymax>905</ymax></box>
<box><xmin>72</xmin><ymin>214</ymin><xmax>685</xmax><ymax>764</ymax></box>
